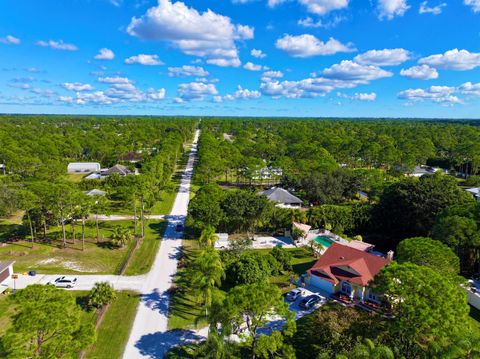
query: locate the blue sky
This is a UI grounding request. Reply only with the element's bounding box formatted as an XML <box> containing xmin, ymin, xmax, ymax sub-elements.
<box><xmin>1</xmin><ymin>0</ymin><xmax>480</xmax><ymax>117</ymax></box>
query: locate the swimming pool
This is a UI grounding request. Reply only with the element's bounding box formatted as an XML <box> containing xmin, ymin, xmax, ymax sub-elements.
<box><xmin>313</xmin><ymin>235</ymin><xmax>334</xmax><ymax>248</ymax></box>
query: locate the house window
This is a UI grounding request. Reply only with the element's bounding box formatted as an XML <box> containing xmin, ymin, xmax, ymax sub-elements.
<box><xmin>341</xmin><ymin>281</ymin><xmax>352</xmax><ymax>295</ymax></box>
<box><xmin>367</xmin><ymin>291</ymin><xmax>380</xmax><ymax>303</ymax></box>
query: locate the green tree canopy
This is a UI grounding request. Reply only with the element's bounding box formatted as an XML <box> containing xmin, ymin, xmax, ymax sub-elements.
<box><xmin>1</xmin><ymin>284</ymin><xmax>95</xmax><ymax>358</ymax></box>
<box><xmin>396</xmin><ymin>237</ymin><xmax>460</xmax><ymax>276</ymax></box>
<box><xmin>371</xmin><ymin>262</ymin><xmax>470</xmax><ymax>358</ymax></box>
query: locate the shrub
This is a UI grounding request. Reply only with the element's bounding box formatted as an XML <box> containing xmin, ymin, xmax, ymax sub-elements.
<box><xmin>88</xmin><ymin>282</ymin><xmax>116</xmax><ymax>309</ymax></box>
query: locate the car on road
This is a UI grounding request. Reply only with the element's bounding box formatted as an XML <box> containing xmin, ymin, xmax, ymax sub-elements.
<box><xmin>175</xmin><ymin>223</ymin><xmax>184</xmax><ymax>232</ymax></box>
<box><xmin>285</xmin><ymin>288</ymin><xmax>304</xmax><ymax>302</ymax></box>
<box><xmin>47</xmin><ymin>276</ymin><xmax>77</xmax><ymax>288</ymax></box>
<box><xmin>299</xmin><ymin>294</ymin><xmax>323</xmax><ymax>309</ymax></box>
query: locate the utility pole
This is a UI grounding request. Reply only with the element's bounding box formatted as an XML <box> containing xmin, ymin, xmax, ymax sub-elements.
<box><xmin>140</xmin><ymin>194</ymin><xmax>145</xmax><ymax>238</ymax></box>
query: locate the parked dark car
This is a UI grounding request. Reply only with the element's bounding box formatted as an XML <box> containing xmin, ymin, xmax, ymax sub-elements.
<box><xmin>299</xmin><ymin>294</ymin><xmax>323</xmax><ymax>309</ymax></box>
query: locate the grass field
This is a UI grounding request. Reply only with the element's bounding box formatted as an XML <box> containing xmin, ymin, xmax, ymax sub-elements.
<box><xmin>124</xmin><ymin>221</ymin><xmax>166</xmax><ymax>275</ymax></box>
<box><xmin>85</xmin><ymin>291</ymin><xmax>139</xmax><ymax>359</ymax></box>
<box><xmin>168</xmin><ymin>239</ymin><xmax>210</xmax><ymax>330</ymax></box>
<box><xmin>0</xmin><ymin>219</ymin><xmax>164</xmax><ymax>275</ymax></box>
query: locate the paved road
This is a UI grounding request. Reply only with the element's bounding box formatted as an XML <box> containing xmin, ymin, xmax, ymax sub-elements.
<box><xmin>123</xmin><ymin>129</ymin><xmax>203</xmax><ymax>359</ymax></box>
<box><xmin>6</xmin><ymin>273</ymin><xmax>146</xmax><ymax>292</ymax></box>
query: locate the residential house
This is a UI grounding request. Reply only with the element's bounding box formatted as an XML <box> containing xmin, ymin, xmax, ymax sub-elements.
<box><xmin>408</xmin><ymin>165</ymin><xmax>438</xmax><ymax>177</ymax></box>
<box><xmin>260</xmin><ymin>187</ymin><xmax>302</xmax><ymax>208</ymax></box>
<box><xmin>67</xmin><ymin>162</ymin><xmax>101</xmax><ymax>173</ymax></box>
<box><xmin>104</xmin><ymin>164</ymin><xmax>133</xmax><ymax>176</ymax></box>
<box><xmin>306</xmin><ymin>242</ymin><xmax>392</xmax><ymax>303</ymax></box>
<box><xmin>0</xmin><ymin>261</ymin><xmax>15</xmax><ymax>289</ymax></box>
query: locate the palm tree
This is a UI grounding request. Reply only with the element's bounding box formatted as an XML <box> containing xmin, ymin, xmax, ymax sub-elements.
<box><xmin>111</xmin><ymin>226</ymin><xmax>133</xmax><ymax>248</ymax></box>
<box><xmin>199</xmin><ymin>226</ymin><xmax>219</xmax><ymax>248</ymax></box>
<box><xmin>191</xmin><ymin>247</ymin><xmax>225</xmax><ymax>316</ymax></box>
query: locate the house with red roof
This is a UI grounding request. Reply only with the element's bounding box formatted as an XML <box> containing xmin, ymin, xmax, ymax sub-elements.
<box><xmin>306</xmin><ymin>242</ymin><xmax>392</xmax><ymax>303</ymax></box>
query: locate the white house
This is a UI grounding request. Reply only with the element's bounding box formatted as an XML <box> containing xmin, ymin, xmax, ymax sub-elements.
<box><xmin>0</xmin><ymin>261</ymin><xmax>15</xmax><ymax>290</ymax></box>
<box><xmin>409</xmin><ymin>165</ymin><xmax>438</xmax><ymax>177</ymax></box>
<box><xmin>260</xmin><ymin>187</ymin><xmax>303</xmax><ymax>208</ymax></box>
<box><xmin>67</xmin><ymin>162</ymin><xmax>101</xmax><ymax>173</ymax></box>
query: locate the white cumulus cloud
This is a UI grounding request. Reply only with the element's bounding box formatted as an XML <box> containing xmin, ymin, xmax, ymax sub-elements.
<box><xmin>419</xmin><ymin>1</ymin><xmax>446</xmax><ymax>15</ymax></box>
<box><xmin>275</xmin><ymin>34</ymin><xmax>355</xmax><ymax>58</ymax></box>
<box><xmin>459</xmin><ymin>82</ymin><xmax>480</xmax><ymax>97</ymax></box>
<box><xmin>36</xmin><ymin>39</ymin><xmax>78</xmax><ymax>51</ymax></box>
<box><xmin>125</xmin><ymin>54</ymin><xmax>163</xmax><ymax>65</ymax></box>
<box><xmin>243</xmin><ymin>62</ymin><xmax>267</xmax><ymax>71</ymax></box>
<box><xmin>377</xmin><ymin>0</ymin><xmax>410</xmax><ymax>20</ymax></box>
<box><xmin>62</xmin><ymin>82</ymin><xmax>95</xmax><ymax>91</ymax></box>
<box><xmin>177</xmin><ymin>81</ymin><xmax>218</xmax><ymax>101</ymax></box>
<box><xmin>98</xmin><ymin>76</ymin><xmax>132</xmax><ymax>84</ymax></box>
<box><xmin>321</xmin><ymin>60</ymin><xmax>393</xmax><ymax>82</ymax></box>
<box><xmin>95</xmin><ymin>48</ymin><xmax>115</xmax><ymax>60</ymax></box>
<box><xmin>127</xmin><ymin>0</ymin><xmax>253</xmax><ymax>67</ymax></box>
<box><xmin>168</xmin><ymin>65</ymin><xmax>209</xmax><ymax>77</ymax></box>
<box><xmin>353</xmin><ymin>92</ymin><xmax>377</xmax><ymax>101</ymax></box>
<box><xmin>398</xmin><ymin>85</ymin><xmax>461</xmax><ymax>104</ymax></box>
<box><xmin>297</xmin><ymin>0</ymin><xmax>349</xmax><ymax>15</ymax></box>
<box><xmin>354</xmin><ymin>48</ymin><xmax>410</xmax><ymax>66</ymax></box>
<box><xmin>464</xmin><ymin>0</ymin><xmax>480</xmax><ymax>13</ymax></box>
<box><xmin>400</xmin><ymin>65</ymin><xmax>438</xmax><ymax>80</ymax></box>
<box><xmin>419</xmin><ymin>49</ymin><xmax>480</xmax><ymax>70</ymax></box>
<box><xmin>251</xmin><ymin>49</ymin><xmax>266</xmax><ymax>58</ymax></box>
<box><xmin>0</xmin><ymin>35</ymin><xmax>21</xmax><ymax>45</ymax></box>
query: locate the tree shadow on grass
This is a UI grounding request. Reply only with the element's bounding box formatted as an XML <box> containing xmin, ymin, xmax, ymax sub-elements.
<box><xmin>148</xmin><ymin>221</ymin><xmax>167</xmax><ymax>238</ymax></box>
<box><xmin>96</xmin><ymin>241</ymin><xmax>118</xmax><ymax>250</ymax></box>
<box><xmin>292</xmin><ymin>260</ymin><xmax>317</xmax><ymax>276</ymax></box>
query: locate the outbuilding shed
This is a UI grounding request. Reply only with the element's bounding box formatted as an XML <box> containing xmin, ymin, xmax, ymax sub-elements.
<box><xmin>68</xmin><ymin>162</ymin><xmax>101</xmax><ymax>173</ymax></box>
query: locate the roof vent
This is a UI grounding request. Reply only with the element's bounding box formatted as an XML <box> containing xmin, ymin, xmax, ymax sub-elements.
<box><xmin>339</xmin><ymin>256</ymin><xmax>345</xmax><ymax>260</ymax></box>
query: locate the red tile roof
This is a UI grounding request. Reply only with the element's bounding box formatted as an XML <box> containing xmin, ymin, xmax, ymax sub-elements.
<box><xmin>308</xmin><ymin>242</ymin><xmax>391</xmax><ymax>286</ymax></box>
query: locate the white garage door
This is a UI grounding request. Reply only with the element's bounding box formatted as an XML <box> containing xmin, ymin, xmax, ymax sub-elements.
<box><xmin>310</xmin><ymin>275</ymin><xmax>334</xmax><ymax>294</ymax></box>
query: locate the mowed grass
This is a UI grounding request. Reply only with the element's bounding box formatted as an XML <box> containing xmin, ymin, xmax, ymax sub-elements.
<box><xmin>0</xmin><ymin>221</ymin><xmax>160</xmax><ymax>274</ymax></box>
<box><xmin>124</xmin><ymin>220</ymin><xmax>166</xmax><ymax>276</ymax></box>
<box><xmin>168</xmin><ymin>239</ymin><xmax>209</xmax><ymax>330</ymax></box>
<box><xmin>85</xmin><ymin>291</ymin><xmax>140</xmax><ymax>359</ymax></box>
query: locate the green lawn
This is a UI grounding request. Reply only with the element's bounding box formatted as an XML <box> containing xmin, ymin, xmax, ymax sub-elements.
<box><xmin>168</xmin><ymin>239</ymin><xmax>210</xmax><ymax>330</ymax></box>
<box><xmin>0</xmin><ymin>220</ymin><xmax>136</xmax><ymax>274</ymax></box>
<box><xmin>124</xmin><ymin>220</ymin><xmax>166</xmax><ymax>275</ymax></box>
<box><xmin>85</xmin><ymin>291</ymin><xmax>139</xmax><ymax>359</ymax></box>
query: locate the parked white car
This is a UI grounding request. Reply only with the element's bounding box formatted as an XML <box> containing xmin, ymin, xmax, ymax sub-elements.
<box><xmin>47</xmin><ymin>276</ymin><xmax>77</xmax><ymax>288</ymax></box>
<box><xmin>285</xmin><ymin>288</ymin><xmax>304</xmax><ymax>302</ymax></box>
